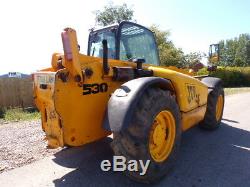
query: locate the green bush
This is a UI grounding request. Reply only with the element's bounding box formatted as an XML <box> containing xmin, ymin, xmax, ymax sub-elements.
<box><xmin>197</xmin><ymin>67</ymin><xmax>250</xmax><ymax>87</ymax></box>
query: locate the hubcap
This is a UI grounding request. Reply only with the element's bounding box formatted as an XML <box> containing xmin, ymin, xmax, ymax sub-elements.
<box><xmin>216</xmin><ymin>95</ymin><xmax>223</xmax><ymax>121</ymax></box>
<box><xmin>149</xmin><ymin>110</ymin><xmax>176</xmax><ymax>162</ymax></box>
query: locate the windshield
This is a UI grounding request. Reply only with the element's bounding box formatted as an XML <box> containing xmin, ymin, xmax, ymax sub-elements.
<box><xmin>89</xmin><ymin>30</ymin><xmax>116</xmax><ymax>59</ymax></box>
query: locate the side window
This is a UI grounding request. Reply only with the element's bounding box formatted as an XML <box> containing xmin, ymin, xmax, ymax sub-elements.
<box><xmin>90</xmin><ymin>31</ymin><xmax>116</xmax><ymax>59</ymax></box>
<box><xmin>119</xmin><ymin>23</ymin><xmax>159</xmax><ymax>65</ymax></box>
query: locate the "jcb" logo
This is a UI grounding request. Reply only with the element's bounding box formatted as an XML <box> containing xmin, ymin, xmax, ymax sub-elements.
<box><xmin>186</xmin><ymin>84</ymin><xmax>196</xmax><ymax>104</ymax></box>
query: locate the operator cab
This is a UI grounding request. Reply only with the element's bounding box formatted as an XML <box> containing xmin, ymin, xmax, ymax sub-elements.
<box><xmin>88</xmin><ymin>21</ymin><xmax>160</xmax><ymax>66</ymax></box>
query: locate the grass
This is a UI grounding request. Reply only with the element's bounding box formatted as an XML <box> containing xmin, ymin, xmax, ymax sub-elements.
<box><xmin>0</xmin><ymin>108</ymin><xmax>40</xmax><ymax>122</ymax></box>
<box><xmin>224</xmin><ymin>87</ymin><xmax>250</xmax><ymax>96</ymax></box>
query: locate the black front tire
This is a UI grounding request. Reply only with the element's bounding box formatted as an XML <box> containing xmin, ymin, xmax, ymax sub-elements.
<box><xmin>111</xmin><ymin>87</ymin><xmax>181</xmax><ymax>183</ymax></box>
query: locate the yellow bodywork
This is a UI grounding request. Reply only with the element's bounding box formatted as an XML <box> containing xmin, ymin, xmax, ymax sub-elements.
<box><xmin>33</xmin><ymin>29</ymin><xmax>208</xmax><ymax>148</ymax></box>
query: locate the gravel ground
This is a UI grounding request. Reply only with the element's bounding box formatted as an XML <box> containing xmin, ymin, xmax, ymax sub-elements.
<box><xmin>0</xmin><ymin>120</ymin><xmax>61</xmax><ymax>173</ymax></box>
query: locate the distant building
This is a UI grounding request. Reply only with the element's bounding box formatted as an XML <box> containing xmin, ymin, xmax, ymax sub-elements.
<box><xmin>0</xmin><ymin>72</ymin><xmax>30</xmax><ymax>78</ymax></box>
<box><xmin>8</xmin><ymin>72</ymin><xmax>22</xmax><ymax>78</ymax></box>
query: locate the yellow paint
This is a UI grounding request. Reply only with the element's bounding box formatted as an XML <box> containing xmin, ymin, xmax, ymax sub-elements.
<box><xmin>54</xmin><ymin>66</ymin><xmax>113</xmax><ymax>146</ymax></box>
<box><xmin>147</xmin><ymin>66</ymin><xmax>208</xmax><ymax>112</ymax></box>
<box><xmin>162</xmin><ymin>66</ymin><xmax>194</xmax><ymax>76</ymax></box>
<box><xmin>149</xmin><ymin>110</ymin><xmax>176</xmax><ymax>162</ymax></box>
<box><xmin>181</xmin><ymin>105</ymin><xmax>207</xmax><ymax>131</ymax></box>
<box><xmin>33</xmin><ymin>72</ymin><xmax>64</xmax><ymax>147</ymax></box>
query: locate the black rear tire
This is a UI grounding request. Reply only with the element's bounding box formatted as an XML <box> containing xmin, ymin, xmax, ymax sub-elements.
<box><xmin>111</xmin><ymin>87</ymin><xmax>181</xmax><ymax>183</ymax></box>
<box><xmin>199</xmin><ymin>85</ymin><xmax>224</xmax><ymax>130</ymax></box>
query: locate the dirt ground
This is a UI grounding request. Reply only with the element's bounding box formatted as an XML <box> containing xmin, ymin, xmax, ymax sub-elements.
<box><xmin>0</xmin><ymin>120</ymin><xmax>61</xmax><ymax>173</ymax></box>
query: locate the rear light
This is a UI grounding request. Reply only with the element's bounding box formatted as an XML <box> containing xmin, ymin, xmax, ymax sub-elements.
<box><xmin>61</xmin><ymin>28</ymin><xmax>73</xmax><ymax>61</ymax></box>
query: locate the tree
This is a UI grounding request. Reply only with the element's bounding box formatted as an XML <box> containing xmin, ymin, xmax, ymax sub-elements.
<box><xmin>183</xmin><ymin>52</ymin><xmax>205</xmax><ymax>68</ymax></box>
<box><xmin>218</xmin><ymin>34</ymin><xmax>250</xmax><ymax>67</ymax></box>
<box><xmin>94</xmin><ymin>3</ymin><xmax>186</xmax><ymax>67</ymax></box>
<box><xmin>150</xmin><ymin>25</ymin><xmax>185</xmax><ymax>67</ymax></box>
<box><xmin>246</xmin><ymin>41</ymin><xmax>250</xmax><ymax>65</ymax></box>
<box><xmin>94</xmin><ymin>2</ymin><xmax>134</xmax><ymax>26</ymax></box>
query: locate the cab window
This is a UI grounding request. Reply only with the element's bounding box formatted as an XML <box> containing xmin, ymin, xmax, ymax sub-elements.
<box><xmin>89</xmin><ymin>30</ymin><xmax>116</xmax><ymax>59</ymax></box>
<box><xmin>119</xmin><ymin>23</ymin><xmax>159</xmax><ymax>65</ymax></box>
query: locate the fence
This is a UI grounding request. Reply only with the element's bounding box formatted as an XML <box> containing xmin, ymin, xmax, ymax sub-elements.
<box><xmin>0</xmin><ymin>77</ymin><xmax>34</xmax><ymax>108</ymax></box>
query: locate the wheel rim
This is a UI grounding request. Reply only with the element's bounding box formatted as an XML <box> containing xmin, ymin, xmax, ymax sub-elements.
<box><xmin>149</xmin><ymin>110</ymin><xmax>176</xmax><ymax>162</ymax></box>
<box><xmin>216</xmin><ymin>94</ymin><xmax>223</xmax><ymax>121</ymax></box>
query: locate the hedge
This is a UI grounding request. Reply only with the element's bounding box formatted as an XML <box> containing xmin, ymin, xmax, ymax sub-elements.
<box><xmin>197</xmin><ymin>67</ymin><xmax>250</xmax><ymax>87</ymax></box>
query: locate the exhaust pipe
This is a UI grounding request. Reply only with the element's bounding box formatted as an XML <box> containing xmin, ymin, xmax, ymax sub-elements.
<box><xmin>102</xmin><ymin>39</ymin><xmax>109</xmax><ymax>75</ymax></box>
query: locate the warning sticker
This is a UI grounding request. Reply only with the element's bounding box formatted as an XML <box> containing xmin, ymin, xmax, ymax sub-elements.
<box><xmin>35</xmin><ymin>74</ymin><xmax>55</xmax><ymax>85</ymax></box>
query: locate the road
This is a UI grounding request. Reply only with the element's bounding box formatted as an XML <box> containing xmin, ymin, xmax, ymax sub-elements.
<box><xmin>1</xmin><ymin>92</ymin><xmax>250</xmax><ymax>187</ymax></box>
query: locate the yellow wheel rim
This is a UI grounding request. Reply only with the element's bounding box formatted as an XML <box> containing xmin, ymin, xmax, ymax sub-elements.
<box><xmin>216</xmin><ymin>95</ymin><xmax>223</xmax><ymax>121</ymax></box>
<box><xmin>149</xmin><ymin>110</ymin><xmax>176</xmax><ymax>162</ymax></box>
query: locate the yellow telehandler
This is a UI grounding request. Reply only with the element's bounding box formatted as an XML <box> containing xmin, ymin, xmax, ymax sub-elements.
<box><xmin>33</xmin><ymin>21</ymin><xmax>224</xmax><ymax>183</ymax></box>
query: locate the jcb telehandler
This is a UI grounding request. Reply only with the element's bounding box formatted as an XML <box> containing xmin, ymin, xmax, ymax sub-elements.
<box><xmin>33</xmin><ymin>21</ymin><xmax>224</xmax><ymax>183</ymax></box>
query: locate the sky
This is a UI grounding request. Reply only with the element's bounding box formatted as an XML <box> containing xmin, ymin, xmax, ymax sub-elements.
<box><xmin>0</xmin><ymin>0</ymin><xmax>249</xmax><ymax>74</ymax></box>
